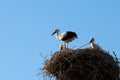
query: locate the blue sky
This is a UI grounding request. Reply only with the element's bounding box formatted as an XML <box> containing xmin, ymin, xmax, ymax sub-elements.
<box><xmin>0</xmin><ymin>0</ymin><xmax>120</xmax><ymax>80</ymax></box>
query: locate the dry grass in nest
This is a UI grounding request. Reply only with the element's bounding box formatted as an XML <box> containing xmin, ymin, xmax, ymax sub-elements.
<box><xmin>43</xmin><ymin>48</ymin><xmax>119</xmax><ymax>80</ymax></box>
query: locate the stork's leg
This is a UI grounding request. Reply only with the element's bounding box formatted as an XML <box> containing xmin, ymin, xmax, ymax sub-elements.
<box><xmin>66</xmin><ymin>43</ymin><xmax>68</xmax><ymax>49</ymax></box>
<box><xmin>65</xmin><ymin>43</ymin><xmax>69</xmax><ymax>51</ymax></box>
<box><xmin>64</xmin><ymin>42</ymin><xmax>66</xmax><ymax>50</ymax></box>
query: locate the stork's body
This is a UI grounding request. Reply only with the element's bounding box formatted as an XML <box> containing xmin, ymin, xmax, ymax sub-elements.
<box><xmin>52</xmin><ymin>29</ymin><xmax>77</xmax><ymax>49</ymax></box>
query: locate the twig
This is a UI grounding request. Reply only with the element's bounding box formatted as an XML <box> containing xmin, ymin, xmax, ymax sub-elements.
<box><xmin>79</xmin><ymin>43</ymin><xmax>89</xmax><ymax>49</ymax></box>
<box><xmin>113</xmin><ymin>51</ymin><xmax>119</xmax><ymax>64</ymax></box>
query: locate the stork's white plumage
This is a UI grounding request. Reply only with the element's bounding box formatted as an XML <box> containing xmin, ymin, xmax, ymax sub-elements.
<box><xmin>52</xmin><ymin>29</ymin><xmax>78</xmax><ymax>49</ymax></box>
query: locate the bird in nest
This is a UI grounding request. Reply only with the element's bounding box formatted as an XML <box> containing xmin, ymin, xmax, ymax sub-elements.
<box><xmin>89</xmin><ymin>37</ymin><xmax>101</xmax><ymax>49</ymax></box>
<box><xmin>51</xmin><ymin>29</ymin><xmax>78</xmax><ymax>50</ymax></box>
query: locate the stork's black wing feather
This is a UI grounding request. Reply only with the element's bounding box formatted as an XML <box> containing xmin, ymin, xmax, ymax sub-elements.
<box><xmin>61</xmin><ymin>31</ymin><xmax>77</xmax><ymax>41</ymax></box>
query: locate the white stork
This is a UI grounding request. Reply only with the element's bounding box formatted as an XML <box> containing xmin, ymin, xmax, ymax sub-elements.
<box><xmin>51</xmin><ymin>29</ymin><xmax>78</xmax><ymax>49</ymax></box>
<box><xmin>89</xmin><ymin>37</ymin><xmax>95</xmax><ymax>49</ymax></box>
<box><xmin>89</xmin><ymin>37</ymin><xmax>101</xmax><ymax>49</ymax></box>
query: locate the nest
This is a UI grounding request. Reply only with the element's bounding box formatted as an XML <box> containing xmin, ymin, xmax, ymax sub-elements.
<box><xmin>43</xmin><ymin>48</ymin><xmax>119</xmax><ymax>80</ymax></box>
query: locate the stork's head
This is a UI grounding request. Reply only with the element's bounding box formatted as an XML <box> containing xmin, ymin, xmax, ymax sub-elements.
<box><xmin>89</xmin><ymin>37</ymin><xmax>95</xmax><ymax>43</ymax></box>
<box><xmin>51</xmin><ymin>29</ymin><xmax>60</xmax><ymax>35</ymax></box>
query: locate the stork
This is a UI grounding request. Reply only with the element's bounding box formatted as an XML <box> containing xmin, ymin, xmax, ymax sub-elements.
<box><xmin>89</xmin><ymin>37</ymin><xmax>95</xmax><ymax>49</ymax></box>
<box><xmin>51</xmin><ymin>29</ymin><xmax>78</xmax><ymax>49</ymax></box>
<box><xmin>89</xmin><ymin>37</ymin><xmax>101</xmax><ymax>49</ymax></box>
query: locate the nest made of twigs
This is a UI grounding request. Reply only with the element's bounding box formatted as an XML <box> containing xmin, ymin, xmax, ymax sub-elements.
<box><xmin>43</xmin><ymin>48</ymin><xmax>119</xmax><ymax>80</ymax></box>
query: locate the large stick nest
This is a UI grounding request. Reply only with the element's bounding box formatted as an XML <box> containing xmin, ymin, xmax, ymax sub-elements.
<box><xmin>43</xmin><ymin>48</ymin><xmax>119</xmax><ymax>80</ymax></box>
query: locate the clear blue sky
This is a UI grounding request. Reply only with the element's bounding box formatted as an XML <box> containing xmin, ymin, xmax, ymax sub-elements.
<box><xmin>0</xmin><ymin>0</ymin><xmax>120</xmax><ymax>80</ymax></box>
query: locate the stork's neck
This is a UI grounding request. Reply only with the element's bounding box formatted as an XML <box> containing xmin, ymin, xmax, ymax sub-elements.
<box><xmin>90</xmin><ymin>42</ymin><xmax>94</xmax><ymax>45</ymax></box>
<box><xmin>56</xmin><ymin>32</ymin><xmax>61</xmax><ymax>40</ymax></box>
<box><xmin>56</xmin><ymin>32</ymin><xmax>59</xmax><ymax>36</ymax></box>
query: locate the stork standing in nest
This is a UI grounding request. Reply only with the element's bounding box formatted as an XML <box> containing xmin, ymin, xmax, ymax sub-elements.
<box><xmin>89</xmin><ymin>37</ymin><xmax>95</xmax><ymax>49</ymax></box>
<box><xmin>51</xmin><ymin>29</ymin><xmax>78</xmax><ymax>49</ymax></box>
<box><xmin>89</xmin><ymin>37</ymin><xmax>101</xmax><ymax>49</ymax></box>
